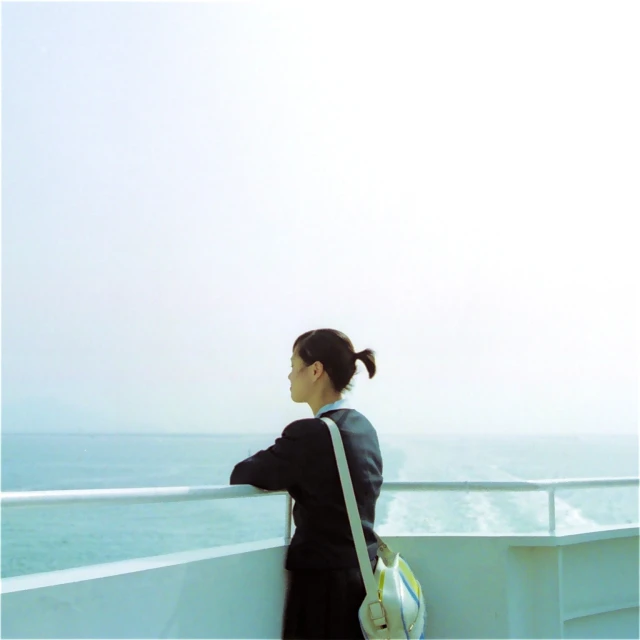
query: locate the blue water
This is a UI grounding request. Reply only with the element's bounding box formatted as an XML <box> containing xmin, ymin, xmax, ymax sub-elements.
<box><xmin>2</xmin><ymin>432</ymin><xmax>637</xmax><ymax>578</ymax></box>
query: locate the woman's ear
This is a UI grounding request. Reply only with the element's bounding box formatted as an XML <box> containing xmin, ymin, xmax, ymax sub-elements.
<box><xmin>312</xmin><ymin>361</ymin><xmax>324</xmax><ymax>379</ymax></box>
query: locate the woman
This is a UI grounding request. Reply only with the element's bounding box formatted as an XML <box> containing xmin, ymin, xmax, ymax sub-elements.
<box><xmin>230</xmin><ymin>328</ymin><xmax>383</xmax><ymax>640</ymax></box>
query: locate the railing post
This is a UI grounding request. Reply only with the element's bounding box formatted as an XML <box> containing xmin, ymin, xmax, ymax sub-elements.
<box><xmin>284</xmin><ymin>494</ymin><xmax>293</xmax><ymax>544</ymax></box>
<box><xmin>547</xmin><ymin>487</ymin><xmax>556</xmax><ymax>534</ymax></box>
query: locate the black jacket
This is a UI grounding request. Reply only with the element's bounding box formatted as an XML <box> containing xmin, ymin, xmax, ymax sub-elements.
<box><xmin>229</xmin><ymin>408</ymin><xmax>383</xmax><ymax>570</ymax></box>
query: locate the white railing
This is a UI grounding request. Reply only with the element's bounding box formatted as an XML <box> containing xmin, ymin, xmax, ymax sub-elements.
<box><xmin>1</xmin><ymin>478</ymin><xmax>638</xmax><ymax>536</ymax></box>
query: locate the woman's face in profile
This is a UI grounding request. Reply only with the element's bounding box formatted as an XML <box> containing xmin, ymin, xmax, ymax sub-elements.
<box><xmin>288</xmin><ymin>351</ymin><xmax>309</xmax><ymax>402</ymax></box>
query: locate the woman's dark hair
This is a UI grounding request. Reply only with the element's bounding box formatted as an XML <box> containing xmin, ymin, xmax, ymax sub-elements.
<box><xmin>292</xmin><ymin>329</ymin><xmax>376</xmax><ymax>393</ymax></box>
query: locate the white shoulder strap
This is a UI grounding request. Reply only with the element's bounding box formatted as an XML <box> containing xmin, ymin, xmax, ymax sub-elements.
<box><xmin>321</xmin><ymin>416</ymin><xmax>379</xmax><ymax>600</ymax></box>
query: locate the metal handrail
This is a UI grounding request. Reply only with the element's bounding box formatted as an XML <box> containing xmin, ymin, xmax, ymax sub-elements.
<box><xmin>2</xmin><ymin>478</ymin><xmax>638</xmax><ymax>536</ymax></box>
<box><xmin>0</xmin><ymin>484</ymin><xmax>280</xmax><ymax>508</ymax></box>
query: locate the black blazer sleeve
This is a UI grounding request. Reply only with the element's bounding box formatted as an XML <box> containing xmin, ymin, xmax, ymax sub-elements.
<box><xmin>229</xmin><ymin>421</ymin><xmax>307</xmax><ymax>491</ymax></box>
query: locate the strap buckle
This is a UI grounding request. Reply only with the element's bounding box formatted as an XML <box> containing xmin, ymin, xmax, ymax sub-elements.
<box><xmin>368</xmin><ymin>601</ymin><xmax>388</xmax><ymax>629</ymax></box>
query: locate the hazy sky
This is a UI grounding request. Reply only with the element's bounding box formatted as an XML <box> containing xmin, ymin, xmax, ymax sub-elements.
<box><xmin>2</xmin><ymin>1</ymin><xmax>637</xmax><ymax>435</ymax></box>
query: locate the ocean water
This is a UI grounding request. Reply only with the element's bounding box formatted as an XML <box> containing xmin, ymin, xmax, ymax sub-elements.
<box><xmin>1</xmin><ymin>432</ymin><xmax>637</xmax><ymax>578</ymax></box>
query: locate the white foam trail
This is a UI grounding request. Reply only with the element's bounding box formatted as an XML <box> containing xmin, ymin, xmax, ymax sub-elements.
<box><xmin>463</xmin><ymin>492</ymin><xmax>504</xmax><ymax>533</ymax></box>
<box><xmin>554</xmin><ymin>496</ymin><xmax>600</xmax><ymax>530</ymax></box>
<box><xmin>378</xmin><ymin>440</ymin><xmax>445</xmax><ymax>534</ymax></box>
<box><xmin>378</xmin><ymin>438</ymin><xmax>601</xmax><ymax>534</ymax></box>
<box><xmin>492</xmin><ymin>468</ymin><xmax>600</xmax><ymax>531</ymax></box>
<box><xmin>378</xmin><ymin>455</ymin><xmax>421</xmax><ymax>535</ymax></box>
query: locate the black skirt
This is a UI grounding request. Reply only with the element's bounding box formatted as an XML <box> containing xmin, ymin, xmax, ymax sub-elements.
<box><xmin>282</xmin><ymin>561</ymin><xmax>375</xmax><ymax>640</ymax></box>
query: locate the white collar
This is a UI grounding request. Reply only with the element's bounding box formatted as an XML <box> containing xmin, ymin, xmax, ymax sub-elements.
<box><xmin>315</xmin><ymin>398</ymin><xmax>350</xmax><ymax>418</ymax></box>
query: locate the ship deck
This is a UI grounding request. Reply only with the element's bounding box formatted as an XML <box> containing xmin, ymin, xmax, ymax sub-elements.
<box><xmin>2</xmin><ymin>479</ymin><xmax>638</xmax><ymax>639</ymax></box>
